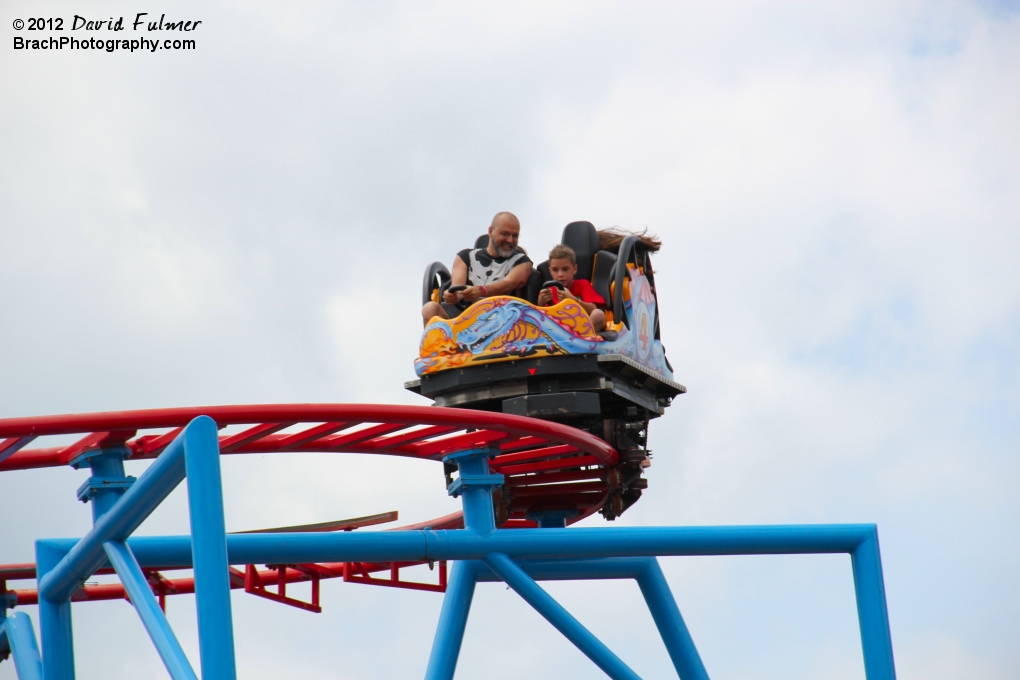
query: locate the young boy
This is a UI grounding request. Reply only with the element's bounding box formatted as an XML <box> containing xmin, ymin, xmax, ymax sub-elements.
<box><xmin>536</xmin><ymin>244</ymin><xmax>607</xmax><ymax>332</ymax></box>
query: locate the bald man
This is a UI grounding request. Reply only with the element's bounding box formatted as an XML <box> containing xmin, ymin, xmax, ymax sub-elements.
<box><xmin>421</xmin><ymin>211</ymin><xmax>534</xmax><ymax>325</ymax></box>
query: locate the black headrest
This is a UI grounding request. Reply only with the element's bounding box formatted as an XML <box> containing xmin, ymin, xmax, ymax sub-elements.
<box><xmin>561</xmin><ymin>221</ymin><xmax>600</xmax><ymax>281</ymax></box>
<box><xmin>536</xmin><ymin>260</ymin><xmax>551</xmax><ymax>283</ymax></box>
<box><xmin>474</xmin><ymin>233</ymin><xmax>489</xmax><ymax>250</ymax></box>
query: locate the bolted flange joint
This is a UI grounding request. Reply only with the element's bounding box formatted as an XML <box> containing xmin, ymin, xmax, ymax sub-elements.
<box><xmin>443</xmin><ymin>446</ymin><xmax>503</xmax><ymax>498</ymax></box>
<box><xmin>75</xmin><ymin>475</ymin><xmax>137</xmax><ymax>504</ymax></box>
<box><xmin>446</xmin><ymin>473</ymin><xmax>505</xmax><ymax>498</ymax></box>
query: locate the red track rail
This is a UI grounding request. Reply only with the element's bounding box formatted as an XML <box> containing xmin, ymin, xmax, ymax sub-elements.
<box><xmin>0</xmin><ymin>404</ymin><xmax>621</xmax><ymax>613</ymax></box>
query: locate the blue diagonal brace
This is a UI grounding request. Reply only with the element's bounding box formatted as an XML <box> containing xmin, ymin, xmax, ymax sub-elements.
<box><xmin>483</xmin><ymin>552</ymin><xmax>642</xmax><ymax>680</ymax></box>
<box><xmin>635</xmin><ymin>559</ymin><xmax>709</xmax><ymax>679</ymax></box>
<box><xmin>0</xmin><ymin>612</ymin><xmax>44</xmax><ymax>680</ymax></box>
<box><xmin>104</xmin><ymin>541</ymin><xmax>197</xmax><ymax>680</ymax></box>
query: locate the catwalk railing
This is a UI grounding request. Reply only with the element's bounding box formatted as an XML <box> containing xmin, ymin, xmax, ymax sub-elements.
<box><xmin>0</xmin><ymin>408</ymin><xmax>897</xmax><ymax>679</ymax></box>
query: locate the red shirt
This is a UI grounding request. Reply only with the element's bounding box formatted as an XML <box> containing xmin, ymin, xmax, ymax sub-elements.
<box><xmin>568</xmin><ymin>279</ymin><xmax>605</xmax><ymax>308</ymax></box>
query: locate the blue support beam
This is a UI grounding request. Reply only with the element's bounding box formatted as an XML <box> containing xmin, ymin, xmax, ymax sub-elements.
<box><xmin>852</xmin><ymin>529</ymin><xmax>896</xmax><ymax>679</ymax></box>
<box><xmin>37</xmin><ymin>524</ymin><xmax>885</xmax><ymax>569</ymax></box>
<box><xmin>425</xmin><ymin>560</ymin><xmax>480</xmax><ymax>680</ymax></box>
<box><xmin>182</xmin><ymin>417</ymin><xmax>236</xmax><ymax>680</ymax></box>
<box><xmin>22</xmin><ymin>418</ymin><xmax>894</xmax><ymax>680</ymax></box>
<box><xmin>483</xmin><ymin>552</ymin><xmax>641</xmax><ymax>680</ymax></box>
<box><xmin>443</xmin><ymin>447</ymin><xmax>502</xmax><ymax>536</ymax></box>
<box><xmin>39</xmin><ymin>433</ymin><xmax>190</xmax><ymax>605</ymax></box>
<box><xmin>635</xmin><ymin>559</ymin><xmax>708</xmax><ymax>680</ymax></box>
<box><xmin>104</xmin><ymin>541</ymin><xmax>197</xmax><ymax>680</ymax></box>
<box><xmin>474</xmin><ymin>557</ymin><xmax>660</xmax><ymax>582</ymax></box>
<box><xmin>73</xmin><ymin>447</ymin><xmax>134</xmax><ymax>524</ymax></box>
<box><xmin>0</xmin><ymin>612</ymin><xmax>44</xmax><ymax>680</ymax></box>
<box><xmin>35</xmin><ymin>416</ymin><xmax>237</xmax><ymax>680</ymax></box>
<box><xmin>473</xmin><ymin>557</ymin><xmax>708</xmax><ymax>679</ymax></box>
<box><xmin>36</xmin><ymin>540</ymin><xmax>73</xmax><ymax>680</ymax></box>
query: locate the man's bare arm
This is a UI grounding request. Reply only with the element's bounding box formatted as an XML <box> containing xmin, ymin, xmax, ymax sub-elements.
<box><xmin>450</xmin><ymin>257</ymin><xmax>468</xmax><ymax>285</ymax></box>
<box><xmin>482</xmin><ymin>262</ymin><xmax>533</xmax><ymax>295</ymax></box>
<box><xmin>443</xmin><ymin>257</ymin><xmax>470</xmax><ymax>304</ymax></box>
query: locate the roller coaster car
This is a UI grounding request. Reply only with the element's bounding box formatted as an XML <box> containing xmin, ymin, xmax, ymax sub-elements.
<box><xmin>406</xmin><ymin>222</ymin><xmax>685</xmax><ymax>518</ymax></box>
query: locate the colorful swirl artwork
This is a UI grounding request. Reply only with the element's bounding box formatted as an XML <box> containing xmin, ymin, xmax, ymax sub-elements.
<box><xmin>415</xmin><ymin>270</ymin><xmax>673</xmax><ymax>379</ymax></box>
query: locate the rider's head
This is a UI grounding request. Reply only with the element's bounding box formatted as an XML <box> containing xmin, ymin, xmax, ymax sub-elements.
<box><xmin>548</xmin><ymin>244</ymin><xmax>578</xmax><ymax>286</ymax></box>
<box><xmin>488</xmin><ymin>212</ymin><xmax>521</xmax><ymax>258</ymax></box>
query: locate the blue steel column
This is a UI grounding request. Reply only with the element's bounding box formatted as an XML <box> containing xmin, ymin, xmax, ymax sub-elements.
<box><xmin>424</xmin><ymin>560</ymin><xmax>480</xmax><ymax>680</ymax></box>
<box><xmin>38</xmin><ymin>436</ymin><xmax>192</xmax><ymax>604</ymax></box>
<box><xmin>73</xmin><ymin>447</ymin><xmax>134</xmax><ymax>524</ymax></box>
<box><xmin>635</xmin><ymin>559</ymin><xmax>708</xmax><ymax>680</ymax></box>
<box><xmin>851</xmin><ymin>527</ymin><xmax>896</xmax><ymax>680</ymax></box>
<box><xmin>183</xmin><ymin>416</ymin><xmax>237</xmax><ymax>680</ymax></box>
<box><xmin>36</xmin><ymin>541</ymin><xmax>73</xmax><ymax>680</ymax></box>
<box><xmin>528</xmin><ymin>509</ymin><xmax>574</xmax><ymax>529</ymax></box>
<box><xmin>444</xmin><ymin>447</ymin><xmax>502</xmax><ymax>535</ymax></box>
<box><xmin>424</xmin><ymin>447</ymin><xmax>502</xmax><ymax>678</ymax></box>
<box><xmin>483</xmin><ymin>553</ymin><xmax>642</xmax><ymax>680</ymax></box>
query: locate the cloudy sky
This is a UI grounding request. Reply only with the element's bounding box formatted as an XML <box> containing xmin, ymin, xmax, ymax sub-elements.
<box><xmin>1</xmin><ymin>1</ymin><xmax>1018</xmax><ymax>678</ymax></box>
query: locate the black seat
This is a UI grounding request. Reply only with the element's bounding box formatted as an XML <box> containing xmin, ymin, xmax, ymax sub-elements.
<box><xmin>474</xmin><ymin>234</ymin><xmax>489</xmax><ymax>249</ymax></box>
<box><xmin>529</xmin><ymin>259</ymin><xmax>553</xmax><ymax>304</ymax></box>
<box><xmin>536</xmin><ymin>260</ymin><xmax>551</xmax><ymax>284</ymax></box>
<box><xmin>524</xmin><ymin>268</ymin><xmax>544</xmax><ymax>304</ymax></box>
<box><xmin>557</xmin><ymin>221</ymin><xmax>620</xmax><ymax>320</ymax></box>
<box><xmin>590</xmin><ymin>250</ymin><xmax>617</xmax><ymax>312</ymax></box>
<box><xmin>561</xmin><ymin>221</ymin><xmax>601</xmax><ymax>281</ymax></box>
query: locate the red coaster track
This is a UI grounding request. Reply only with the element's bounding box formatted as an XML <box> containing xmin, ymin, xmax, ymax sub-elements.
<box><xmin>0</xmin><ymin>404</ymin><xmax>620</xmax><ymax>613</ymax></box>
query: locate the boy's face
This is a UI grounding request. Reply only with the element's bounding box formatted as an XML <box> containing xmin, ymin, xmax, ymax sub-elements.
<box><xmin>548</xmin><ymin>258</ymin><xmax>577</xmax><ymax>286</ymax></box>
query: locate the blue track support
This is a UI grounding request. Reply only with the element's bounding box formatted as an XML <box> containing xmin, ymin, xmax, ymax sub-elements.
<box><xmin>39</xmin><ymin>434</ymin><xmax>190</xmax><ymax>604</ymax></box>
<box><xmin>635</xmin><ymin>559</ymin><xmax>708</xmax><ymax>680</ymax></box>
<box><xmin>36</xmin><ymin>540</ymin><xmax>73</xmax><ymax>680</ymax></box>
<box><xmin>34</xmin><ymin>415</ymin><xmax>236</xmax><ymax>680</ymax></box>
<box><xmin>37</xmin><ymin>523</ymin><xmax>887</xmax><ymax>570</ymax></box>
<box><xmin>77</xmin><ymin>448</ymin><xmax>133</xmax><ymax>524</ymax></box>
<box><xmin>182</xmin><ymin>416</ymin><xmax>237</xmax><ymax>680</ymax></box>
<box><xmin>425</xmin><ymin>560</ymin><xmax>480</xmax><ymax>680</ymax></box>
<box><xmin>425</xmin><ymin>523</ymin><xmax>878</xmax><ymax>560</ymax></box>
<box><xmin>103</xmin><ymin>541</ymin><xmax>197</xmax><ymax>680</ymax></box>
<box><xmin>484</xmin><ymin>552</ymin><xmax>642</xmax><ymax>680</ymax></box>
<box><xmin>0</xmin><ymin>612</ymin><xmax>44</xmax><ymax>680</ymax></box>
<box><xmin>444</xmin><ymin>447</ymin><xmax>501</xmax><ymax>536</ymax></box>
<box><xmin>851</xmin><ymin>528</ymin><xmax>897</xmax><ymax>679</ymax></box>
<box><xmin>21</xmin><ymin>419</ymin><xmax>896</xmax><ymax>679</ymax></box>
<box><xmin>472</xmin><ymin>557</ymin><xmax>707</xmax><ymax>678</ymax></box>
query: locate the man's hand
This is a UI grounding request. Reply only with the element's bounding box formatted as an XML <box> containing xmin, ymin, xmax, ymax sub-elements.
<box><xmin>444</xmin><ymin>286</ymin><xmax>482</xmax><ymax>305</ymax></box>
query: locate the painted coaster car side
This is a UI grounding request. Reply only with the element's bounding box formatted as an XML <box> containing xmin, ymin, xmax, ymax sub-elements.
<box><xmin>415</xmin><ymin>268</ymin><xmax>672</xmax><ymax>379</ymax></box>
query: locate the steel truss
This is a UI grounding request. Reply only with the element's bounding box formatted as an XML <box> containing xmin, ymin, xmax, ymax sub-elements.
<box><xmin>0</xmin><ymin>407</ymin><xmax>896</xmax><ymax>679</ymax></box>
